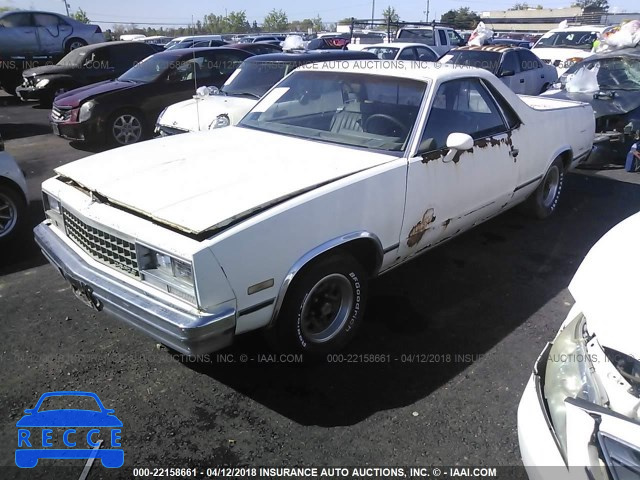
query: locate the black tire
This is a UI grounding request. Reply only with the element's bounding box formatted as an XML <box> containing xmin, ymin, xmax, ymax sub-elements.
<box><xmin>108</xmin><ymin>110</ymin><xmax>146</xmax><ymax>146</ymax></box>
<box><xmin>522</xmin><ymin>157</ymin><xmax>564</xmax><ymax>219</ymax></box>
<box><xmin>65</xmin><ymin>38</ymin><xmax>87</xmax><ymax>53</ymax></box>
<box><xmin>267</xmin><ymin>253</ymin><xmax>369</xmax><ymax>355</ymax></box>
<box><xmin>540</xmin><ymin>82</ymin><xmax>550</xmax><ymax>94</ymax></box>
<box><xmin>0</xmin><ymin>183</ymin><xmax>27</xmax><ymax>245</ymax></box>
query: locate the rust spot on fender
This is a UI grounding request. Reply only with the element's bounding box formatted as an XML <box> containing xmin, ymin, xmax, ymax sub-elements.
<box><xmin>421</xmin><ymin>151</ymin><xmax>445</xmax><ymax>163</ymax></box>
<box><xmin>407</xmin><ymin>208</ymin><xmax>436</xmax><ymax>247</ymax></box>
<box><xmin>442</xmin><ymin>218</ymin><xmax>451</xmax><ymax>228</ymax></box>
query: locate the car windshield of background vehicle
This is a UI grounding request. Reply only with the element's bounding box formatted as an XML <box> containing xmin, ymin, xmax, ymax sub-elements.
<box><xmin>239</xmin><ymin>70</ymin><xmax>427</xmax><ymax>152</ymax></box>
<box><xmin>118</xmin><ymin>56</ymin><xmax>172</xmax><ymax>83</ymax></box>
<box><xmin>57</xmin><ymin>49</ymin><xmax>89</xmax><ymax>67</ymax></box>
<box><xmin>221</xmin><ymin>61</ymin><xmax>294</xmax><ymax>98</ymax></box>
<box><xmin>536</xmin><ymin>31</ymin><xmax>598</xmax><ymax>50</ymax></box>
<box><xmin>441</xmin><ymin>51</ymin><xmax>501</xmax><ymax>74</ymax></box>
<box><xmin>364</xmin><ymin>47</ymin><xmax>400</xmax><ymax>60</ymax></box>
<box><xmin>563</xmin><ymin>57</ymin><xmax>640</xmax><ymax>91</ymax></box>
<box><xmin>397</xmin><ymin>29</ymin><xmax>435</xmax><ymax>46</ymax></box>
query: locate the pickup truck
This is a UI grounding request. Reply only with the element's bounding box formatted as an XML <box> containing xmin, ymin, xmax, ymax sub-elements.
<box><xmin>396</xmin><ymin>26</ymin><xmax>466</xmax><ymax>56</ymax></box>
<box><xmin>35</xmin><ymin>61</ymin><xmax>594</xmax><ymax>356</ymax></box>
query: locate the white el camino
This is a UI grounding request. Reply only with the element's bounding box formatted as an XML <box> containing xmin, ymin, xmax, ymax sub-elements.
<box><xmin>518</xmin><ymin>212</ymin><xmax>640</xmax><ymax>480</ymax></box>
<box><xmin>35</xmin><ymin>61</ymin><xmax>595</xmax><ymax>355</ymax></box>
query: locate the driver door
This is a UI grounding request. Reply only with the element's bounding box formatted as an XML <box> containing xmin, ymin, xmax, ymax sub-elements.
<box><xmin>34</xmin><ymin>13</ymin><xmax>71</xmax><ymax>56</ymax></box>
<box><xmin>399</xmin><ymin>78</ymin><xmax>519</xmax><ymax>258</ymax></box>
<box><xmin>0</xmin><ymin>12</ymin><xmax>38</xmax><ymax>57</ymax></box>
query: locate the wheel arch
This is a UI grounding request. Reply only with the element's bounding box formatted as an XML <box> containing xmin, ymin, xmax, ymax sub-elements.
<box><xmin>267</xmin><ymin>231</ymin><xmax>384</xmax><ymax>328</ymax></box>
<box><xmin>548</xmin><ymin>146</ymin><xmax>573</xmax><ymax>172</ymax></box>
<box><xmin>0</xmin><ymin>176</ymin><xmax>27</xmax><ymax>205</ymax></box>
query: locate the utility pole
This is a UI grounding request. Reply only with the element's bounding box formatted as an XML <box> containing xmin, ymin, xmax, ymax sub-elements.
<box><xmin>62</xmin><ymin>0</ymin><xmax>70</xmax><ymax>16</ymax></box>
<box><xmin>371</xmin><ymin>0</ymin><xmax>375</xmax><ymax>27</ymax></box>
<box><xmin>425</xmin><ymin>0</ymin><xmax>430</xmax><ymax>22</ymax></box>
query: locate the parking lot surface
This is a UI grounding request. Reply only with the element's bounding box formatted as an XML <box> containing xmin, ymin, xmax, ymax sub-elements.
<box><xmin>1</xmin><ymin>91</ymin><xmax>639</xmax><ymax>479</ymax></box>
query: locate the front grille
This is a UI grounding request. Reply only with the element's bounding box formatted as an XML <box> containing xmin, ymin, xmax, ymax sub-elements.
<box><xmin>51</xmin><ymin>106</ymin><xmax>72</xmax><ymax>122</ymax></box>
<box><xmin>63</xmin><ymin>208</ymin><xmax>139</xmax><ymax>277</ymax></box>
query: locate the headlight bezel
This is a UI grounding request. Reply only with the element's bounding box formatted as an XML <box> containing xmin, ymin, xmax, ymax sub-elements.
<box><xmin>78</xmin><ymin>100</ymin><xmax>96</xmax><ymax>123</ymax></box>
<box><xmin>543</xmin><ymin>314</ymin><xmax>608</xmax><ymax>454</ymax></box>
<box><xmin>209</xmin><ymin>113</ymin><xmax>230</xmax><ymax>130</ymax></box>
<box><xmin>136</xmin><ymin>243</ymin><xmax>197</xmax><ymax>305</ymax></box>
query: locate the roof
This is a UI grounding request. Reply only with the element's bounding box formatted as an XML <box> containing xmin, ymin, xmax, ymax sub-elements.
<box><xmin>363</xmin><ymin>42</ymin><xmax>436</xmax><ymax>49</ymax></box>
<box><xmin>154</xmin><ymin>47</ymin><xmax>250</xmax><ymax>59</ymax></box>
<box><xmin>243</xmin><ymin>50</ymin><xmax>377</xmax><ymax>64</ymax></box>
<box><xmin>547</xmin><ymin>25</ymin><xmax>607</xmax><ymax>33</ymax></box>
<box><xmin>579</xmin><ymin>46</ymin><xmax>640</xmax><ymax>61</ymax></box>
<box><xmin>454</xmin><ymin>45</ymin><xmax>527</xmax><ymax>53</ymax></box>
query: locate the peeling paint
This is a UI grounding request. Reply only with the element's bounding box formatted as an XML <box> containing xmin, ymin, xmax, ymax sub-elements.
<box><xmin>451</xmin><ymin>148</ymin><xmax>473</xmax><ymax>164</ymax></box>
<box><xmin>421</xmin><ymin>150</ymin><xmax>445</xmax><ymax>163</ymax></box>
<box><xmin>442</xmin><ymin>218</ymin><xmax>451</xmax><ymax>228</ymax></box>
<box><xmin>407</xmin><ymin>208</ymin><xmax>436</xmax><ymax>247</ymax></box>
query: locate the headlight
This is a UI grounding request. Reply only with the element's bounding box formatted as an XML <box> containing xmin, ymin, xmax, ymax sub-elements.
<box><xmin>35</xmin><ymin>78</ymin><xmax>50</xmax><ymax>88</ymax></box>
<box><xmin>78</xmin><ymin>101</ymin><xmax>96</xmax><ymax>123</ymax></box>
<box><xmin>43</xmin><ymin>192</ymin><xmax>61</xmax><ymax>214</ymax></box>
<box><xmin>544</xmin><ymin>314</ymin><xmax>606</xmax><ymax>453</ymax></box>
<box><xmin>209</xmin><ymin>114</ymin><xmax>230</xmax><ymax>129</ymax></box>
<box><xmin>137</xmin><ymin>245</ymin><xmax>196</xmax><ymax>304</ymax></box>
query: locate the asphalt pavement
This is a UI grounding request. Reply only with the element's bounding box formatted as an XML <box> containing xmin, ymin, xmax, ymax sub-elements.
<box><xmin>1</xmin><ymin>91</ymin><xmax>640</xmax><ymax>480</ymax></box>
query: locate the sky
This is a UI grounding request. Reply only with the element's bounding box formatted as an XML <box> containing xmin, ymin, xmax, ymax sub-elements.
<box><xmin>1</xmin><ymin>0</ymin><xmax>638</xmax><ymax>27</ymax></box>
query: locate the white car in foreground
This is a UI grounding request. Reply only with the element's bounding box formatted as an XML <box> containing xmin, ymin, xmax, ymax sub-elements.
<box><xmin>35</xmin><ymin>62</ymin><xmax>593</xmax><ymax>355</ymax></box>
<box><xmin>0</xmin><ymin>134</ymin><xmax>28</xmax><ymax>244</ymax></box>
<box><xmin>518</xmin><ymin>212</ymin><xmax>640</xmax><ymax>480</ymax></box>
<box><xmin>532</xmin><ymin>25</ymin><xmax>606</xmax><ymax>75</ymax></box>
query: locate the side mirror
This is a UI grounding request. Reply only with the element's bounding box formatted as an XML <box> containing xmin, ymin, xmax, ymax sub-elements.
<box><xmin>446</xmin><ymin>132</ymin><xmax>474</xmax><ymax>151</ymax></box>
<box><xmin>499</xmin><ymin>69</ymin><xmax>515</xmax><ymax>77</ymax></box>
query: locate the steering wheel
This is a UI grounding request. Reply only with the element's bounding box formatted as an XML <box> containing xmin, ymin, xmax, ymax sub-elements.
<box><xmin>364</xmin><ymin>114</ymin><xmax>407</xmax><ymax>137</ymax></box>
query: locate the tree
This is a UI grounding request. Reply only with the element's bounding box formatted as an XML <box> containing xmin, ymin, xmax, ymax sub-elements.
<box><xmin>382</xmin><ymin>6</ymin><xmax>399</xmax><ymax>23</ymax></box>
<box><xmin>572</xmin><ymin>0</ymin><xmax>609</xmax><ymax>9</ymax></box>
<box><xmin>509</xmin><ymin>3</ymin><xmax>530</xmax><ymax>10</ymax></box>
<box><xmin>72</xmin><ymin>8</ymin><xmax>91</xmax><ymax>24</ymax></box>
<box><xmin>227</xmin><ymin>11</ymin><xmax>250</xmax><ymax>33</ymax></box>
<box><xmin>440</xmin><ymin>7</ymin><xmax>480</xmax><ymax>30</ymax></box>
<box><xmin>263</xmin><ymin>9</ymin><xmax>288</xmax><ymax>32</ymax></box>
<box><xmin>312</xmin><ymin>15</ymin><xmax>324</xmax><ymax>32</ymax></box>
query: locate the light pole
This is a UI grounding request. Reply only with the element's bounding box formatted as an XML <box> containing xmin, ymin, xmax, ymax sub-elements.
<box><xmin>425</xmin><ymin>0</ymin><xmax>430</xmax><ymax>22</ymax></box>
<box><xmin>62</xmin><ymin>0</ymin><xmax>70</xmax><ymax>16</ymax></box>
<box><xmin>371</xmin><ymin>0</ymin><xmax>375</xmax><ymax>27</ymax></box>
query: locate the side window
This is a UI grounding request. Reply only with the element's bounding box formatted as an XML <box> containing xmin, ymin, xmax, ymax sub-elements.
<box><xmin>416</xmin><ymin>47</ymin><xmax>438</xmax><ymax>62</ymax></box>
<box><xmin>0</xmin><ymin>13</ymin><xmax>33</xmax><ymax>27</ymax></box>
<box><xmin>398</xmin><ymin>48</ymin><xmax>417</xmax><ymax>60</ymax></box>
<box><xmin>500</xmin><ymin>52</ymin><xmax>519</xmax><ymax>74</ymax></box>
<box><xmin>112</xmin><ymin>44</ymin><xmax>153</xmax><ymax>70</ymax></box>
<box><xmin>517</xmin><ymin>50</ymin><xmax>542</xmax><ymax>71</ymax></box>
<box><xmin>83</xmin><ymin>47</ymin><xmax>111</xmax><ymax>67</ymax></box>
<box><xmin>438</xmin><ymin>29</ymin><xmax>448</xmax><ymax>46</ymax></box>
<box><xmin>448</xmin><ymin>30</ymin><xmax>464</xmax><ymax>46</ymax></box>
<box><xmin>34</xmin><ymin>13</ymin><xmax>61</xmax><ymax>27</ymax></box>
<box><xmin>200</xmin><ymin>52</ymin><xmax>246</xmax><ymax>82</ymax></box>
<box><xmin>482</xmin><ymin>80</ymin><xmax>522</xmax><ymax>130</ymax></box>
<box><xmin>420</xmin><ymin>78</ymin><xmax>508</xmax><ymax>152</ymax></box>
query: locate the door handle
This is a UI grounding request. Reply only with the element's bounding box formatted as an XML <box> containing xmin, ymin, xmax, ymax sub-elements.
<box><xmin>510</xmin><ymin>148</ymin><xmax>519</xmax><ymax>158</ymax></box>
<box><xmin>519</xmin><ymin>79</ymin><xmax>525</xmax><ymax>83</ymax></box>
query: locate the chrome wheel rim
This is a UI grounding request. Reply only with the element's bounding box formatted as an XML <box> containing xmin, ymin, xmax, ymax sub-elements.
<box><xmin>300</xmin><ymin>273</ymin><xmax>353</xmax><ymax>343</ymax></box>
<box><xmin>112</xmin><ymin>114</ymin><xmax>142</xmax><ymax>145</ymax></box>
<box><xmin>541</xmin><ymin>166</ymin><xmax>560</xmax><ymax>208</ymax></box>
<box><xmin>0</xmin><ymin>191</ymin><xmax>18</xmax><ymax>238</ymax></box>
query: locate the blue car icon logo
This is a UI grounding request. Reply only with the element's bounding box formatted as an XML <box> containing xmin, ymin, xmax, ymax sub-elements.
<box><xmin>16</xmin><ymin>391</ymin><xmax>123</xmax><ymax>468</ymax></box>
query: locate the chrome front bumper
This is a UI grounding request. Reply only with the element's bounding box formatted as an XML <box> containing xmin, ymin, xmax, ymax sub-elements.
<box><xmin>34</xmin><ymin>221</ymin><xmax>236</xmax><ymax>355</ymax></box>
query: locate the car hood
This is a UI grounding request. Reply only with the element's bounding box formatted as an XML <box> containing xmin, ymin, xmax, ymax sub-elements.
<box><xmin>159</xmin><ymin>95</ymin><xmax>257</xmax><ymax>132</ymax></box>
<box><xmin>54</xmin><ymin>80</ymin><xmax>136</xmax><ymax>108</ymax></box>
<box><xmin>23</xmin><ymin>65</ymin><xmax>76</xmax><ymax>78</ymax></box>
<box><xmin>569</xmin><ymin>212</ymin><xmax>640</xmax><ymax>360</ymax></box>
<box><xmin>531</xmin><ymin>47</ymin><xmax>593</xmax><ymax>63</ymax></box>
<box><xmin>55</xmin><ymin>127</ymin><xmax>397</xmax><ymax>235</ymax></box>
<box><xmin>542</xmin><ymin>87</ymin><xmax>640</xmax><ymax>118</ymax></box>
<box><xmin>16</xmin><ymin>410</ymin><xmax>123</xmax><ymax>427</ymax></box>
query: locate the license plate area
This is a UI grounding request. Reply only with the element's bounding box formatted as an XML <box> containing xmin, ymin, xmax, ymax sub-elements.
<box><xmin>65</xmin><ymin>274</ymin><xmax>103</xmax><ymax>311</ymax></box>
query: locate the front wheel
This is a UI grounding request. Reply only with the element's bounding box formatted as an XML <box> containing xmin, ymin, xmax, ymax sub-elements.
<box><xmin>0</xmin><ymin>184</ymin><xmax>27</xmax><ymax>244</ymax></box>
<box><xmin>267</xmin><ymin>254</ymin><xmax>368</xmax><ymax>354</ymax></box>
<box><xmin>109</xmin><ymin>111</ymin><xmax>145</xmax><ymax>146</ymax></box>
<box><xmin>522</xmin><ymin>157</ymin><xmax>564</xmax><ymax>219</ymax></box>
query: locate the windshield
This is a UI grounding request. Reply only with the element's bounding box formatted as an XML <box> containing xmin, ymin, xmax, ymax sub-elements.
<box><xmin>441</xmin><ymin>50</ymin><xmax>501</xmax><ymax>74</ymax></box>
<box><xmin>37</xmin><ymin>395</ymin><xmax>101</xmax><ymax>412</ymax></box>
<box><xmin>57</xmin><ymin>49</ymin><xmax>89</xmax><ymax>67</ymax></box>
<box><xmin>164</xmin><ymin>39</ymin><xmax>182</xmax><ymax>49</ymax></box>
<box><xmin>118</xmin><ymin>55</ymin><xmax>172</xmax><ymax>83</ymax></box>
<box><xmin>562</xmin><ymin>57</ymin><xmax>640</xmax><ymax>91</ymax></box>
<box><xmin>239</xmin><ymin>69</ymin><xmax>427</xmax><ymax>152</ymax></box>
<box><xmin>363</xmin><ymin>47</ymin><xmax>399</xmax><ymax>60</ymax></box>
<box><xmin>535</xmin><ymin>31</ymin><xmax>599</xmax><ymax>50</ymax></box>
<box><xmin>222</xmin><ymin>61</ymin><xmax>296</xmax><ymax>98</ymax></box>
<box><xmin>398</xmin><ymin>29</ymin><xmax>434</xmax><ymax>46</ymax></box>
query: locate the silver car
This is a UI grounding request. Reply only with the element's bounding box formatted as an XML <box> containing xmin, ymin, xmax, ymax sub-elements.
<box><xmin>0</xmin><ymin>134</ymin><xmax>28</xmax><ymax>244</ymax></box>
<box><xmin>0</xmin><ymin>10</ymin><xmax>104</xmax><ymax>57</ymax></box>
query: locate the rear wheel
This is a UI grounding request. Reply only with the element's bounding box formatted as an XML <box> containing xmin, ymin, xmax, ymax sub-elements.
<box><xmin>522</xmin><ymin>157</ymin><xmax>564</xmax><ymax>219</ymax></box>
<box><xmin>0</xmin><ymin>184</ymin><xmax>26</xmax><ymax>244</ymax></box>
<box><xmin>267</xmin><ymin>253</ymin><xmax>368</xmax><ymax>354</ymax></box>
<box><xmin>65</xmin><ymin>38</ymin><xmax>87</xmax><ymax>53</ymax></box>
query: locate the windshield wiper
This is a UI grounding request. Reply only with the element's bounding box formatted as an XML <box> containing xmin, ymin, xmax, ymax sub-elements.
<box><xmin>227</xmin><ymin>91</ymin><xmax>260</xmax><ymax>99</ymax></box>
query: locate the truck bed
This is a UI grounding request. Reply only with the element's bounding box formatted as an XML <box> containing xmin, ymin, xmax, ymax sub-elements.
<box><xmin>519</xmin><ymin>95</ymin><xmax>589</xmax><ymax>111</ymax></box>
